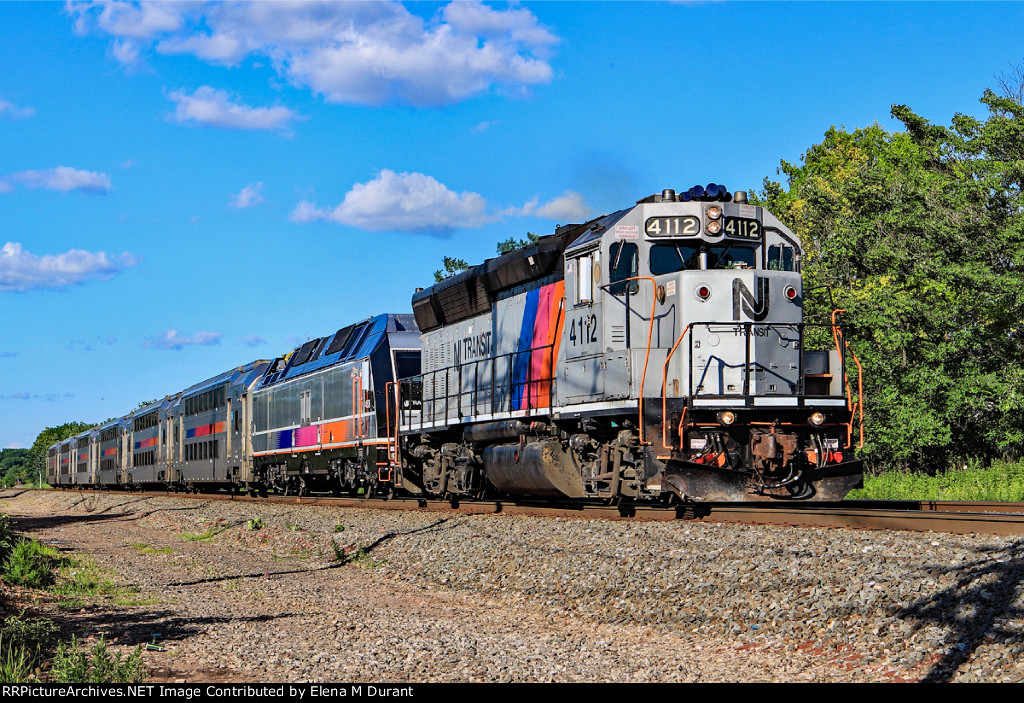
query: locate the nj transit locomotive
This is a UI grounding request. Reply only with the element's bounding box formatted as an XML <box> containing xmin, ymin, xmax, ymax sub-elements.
<box><xmin>47</xmin><ymin>186</ymin><xmax>863</xmax><ymax>502</ymax></box>
<box><xmin>394</xmin><ymin>185</ymin><xmax>863</xmax><ymax>502</ymax></box>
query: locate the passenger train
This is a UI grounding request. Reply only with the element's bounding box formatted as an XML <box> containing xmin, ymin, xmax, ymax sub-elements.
<box><xmin>48</xmin><ymin>186</ymin><xmax>863</xmax><ymax>502</ymax></box>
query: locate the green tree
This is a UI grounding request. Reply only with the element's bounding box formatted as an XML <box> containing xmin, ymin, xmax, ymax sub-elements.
<box><xmin>756</xmin><ymin>91</ymin><xmax>1024</xmax><ymax>471</ymax></box>
<box><xmin>434</xmin><ymin>233</ymin><xmax>540</xmax><ymax>282</ymax></box>
<box><xmin>0</xmin><ymin>449</ymin><xmax>33</xmax><ymax>487</ymax></box>
<box><xmin>28</xmin><ymin>423</ymin><xmax>95</xmax><ymax>485</ymax></box>
<box><xmin>496</xmin><ymin>232</ymin><xmax>539</xmax><ymax>254</ymax></box>
<box><xmin>432</xmin><ymin>256</ymin><xmax>470</xmax><ymax>283</ymax></box>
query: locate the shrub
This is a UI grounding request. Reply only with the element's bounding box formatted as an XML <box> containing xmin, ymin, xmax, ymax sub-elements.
<box><xmin>3</xmin><ymin>540</ymin><xmax>60</xmax><ymax>589</ymax></box>
<box><xmin>48</xmin><ymin>635</ymin><xmax>146</xmax><ymax>683</ymax></box>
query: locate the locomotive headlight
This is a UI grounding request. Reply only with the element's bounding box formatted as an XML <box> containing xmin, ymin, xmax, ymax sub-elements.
<box><xmin>696</xmin><ymin>285</ymin><xmax>712</xmax><ymax>301</ymax></box>
<box><xmin>809</xmin><ymin>412</ymin><xmax>825</xmax><ymax>426</ymax></box>
<box><xmin>705</xmin><ymin>205</ymin><xmax>722</xmax><ymax>220</ymax></box>
<box><xmin>717</xmin><ymin>411</ymin><xmax>736</xmax><ymax>426</ymax></box>
<box><xmin>706</xmin><ymin>220</ymin><xmax>722</xmax><ymax>234</ymax></box>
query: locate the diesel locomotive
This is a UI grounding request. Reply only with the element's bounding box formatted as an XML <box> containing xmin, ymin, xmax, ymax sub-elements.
<box><xmin>47</xmin><ymin>185</ymin><xmax>863</xmax><ymax>502</ymax></box>
<box><xmin>394</xmin><ymin>185</ymin><xmax>863</xmax><ymax>502</ymax></box>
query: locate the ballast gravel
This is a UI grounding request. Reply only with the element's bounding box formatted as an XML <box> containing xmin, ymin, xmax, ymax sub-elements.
<box><xmin>3</xmin><ymin>490</ymin><xmax>1023</xmax><ymax>683</ymax></box>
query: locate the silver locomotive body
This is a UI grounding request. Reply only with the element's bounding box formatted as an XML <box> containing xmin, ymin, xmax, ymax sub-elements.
<box><xmin>398</xmin><ymin>187</ymin><xmax>863</xmax><ymax>502</ymax></box>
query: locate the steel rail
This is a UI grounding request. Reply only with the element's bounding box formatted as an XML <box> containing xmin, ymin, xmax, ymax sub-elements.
<box><xmin>43</xmin><ymin>488</ymin><xmax>1024</xmax><ymax>536</ymax></box>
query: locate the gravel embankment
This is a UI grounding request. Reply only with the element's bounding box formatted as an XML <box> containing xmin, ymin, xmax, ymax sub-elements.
<box><xmin>2</xmin><ymin>490</ymin><xmax>1023</xmax><ymax>682</ymax></box>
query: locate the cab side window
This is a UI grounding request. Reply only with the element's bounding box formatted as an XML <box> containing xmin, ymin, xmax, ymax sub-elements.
<box><xmin>768</xmin><ymin>244</ymin><xmax>794</xmax><ymax>271</ymax></box>
<box><xmin>609</xmin><ymin>242</ymin><xmax>639</xmax><ymax>295</ymax></box>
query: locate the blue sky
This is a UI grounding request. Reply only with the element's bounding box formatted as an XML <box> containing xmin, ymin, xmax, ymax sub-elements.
<box><xmin>2</xmin><ymin>0</ymin><xmax>1023</xmax><ymax>449</ymax></box>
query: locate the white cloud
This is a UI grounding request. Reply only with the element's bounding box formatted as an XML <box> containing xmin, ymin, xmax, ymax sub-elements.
<box><xmin>292</xmin><ymin>170</ymin><xmax>489</xmax><ymax>235</ymax></box>
<box><xmin>535</xmin><ymin>191</ymin><xmax>591</xmax><ymax>221</ymax></box>
<box><xmin>0</xmin><ymin>182</ymin><xmax>12</xmax><ymax>194</ymax></box>
<box><xmin>505</xmin><ymin>190</ymin><xmax>591</xmax><ymax>222</ymax></box>
<box><xmin>289</xmin><ymin>200</ymin><xmax>323</xmax><ymax>224</ymax></box>
<box><xmin>85</xmin><ymin>0</ymin><xmax>186</xmax><ymax>40</ymax></box>
<box><xmin>143</xmin><ymin>329</ymin><xmax>223</xmax><ymax>351</ymax></box>
<box><xmin>0</xmin><ymin>242</ymin><xmax>136</xmax><ymax>292</ymax></box>
<box><xmin>70</xmin><ymin>1</ymin><xmax>557</xmax><ymax>107</ymax></box>
<box><xmin>471</xmin><ymin>120</ymin><xmax>500</xmax><ymax>134</ymax></box>
<box><xmin>7</xmin><ymin>166</ymin><xmax>112</xmax><ymax>194</ymax></box>
<box><xmin>110</xmin><ymin>38</ymin><xmax>143</xmax><ymax>66</ymax></box>
<box><xmin>167</xmin><ymin>86</ymin><xmax>301</xmax><ymax>131</ymax></box>
<box><xmin>0</xmin><ymin>100</ymin><xmax>34</xmax><ymax>120</ymax></box>
<box><xmin>239</xmin><ymin>334</ymin><xmax>266</xmax><ymax>347</ymax></box>
<box><xmin>230</xmin><ymin>182</ymin><xmax>265</xmax><ymax>209</ymax></box>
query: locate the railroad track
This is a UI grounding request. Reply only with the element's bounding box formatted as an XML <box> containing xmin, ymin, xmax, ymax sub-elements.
<box><xmin>46</xmin><ymin>488</ymin><xmax>1024</xmax><ymax>536</ymax></box>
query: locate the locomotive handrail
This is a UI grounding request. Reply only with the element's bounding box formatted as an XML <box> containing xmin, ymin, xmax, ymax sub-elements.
<box><xmin>385</xmin><ymin>380</ymin><xmax>397</xmax><ymax>466</ymax></box>
<box><xmin>831</xmin><ymin>309</ymin><xmax>865</xmax><ymax>450</ymax></box>
<box><xmin>600</xmin><ymin>276</ymin><xmax>658</xmax><ymax>445</ymax></box>
<box><xmin>400</xmin><ymin>336</ymin><xmax>560</xmax><ymax>432</ymax></box>
<box><xmin>657</xmin><ymin>320</ymin><xmax>857</xmax><ymax>449</ymax></box>
<box><xmin>661</xmin><ymin>323</ymin><xmax>694</xmax><ymax>448</ymax></box>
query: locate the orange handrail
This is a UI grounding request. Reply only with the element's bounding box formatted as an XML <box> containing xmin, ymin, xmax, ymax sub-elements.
<box><xmin>661</xmin><ymin>324</ymin><xmax>694</xmax><ymax>448</ymax></box>
<box><xmin>609</xmin><ymin>276</ymin><xmax>658</xmax><ymax>445</ymax></box>
<box><xmin>385</xmin><ymin>381</ymin><xmax>396</xmax><ymax>464</ymax></box>
<box><xmin>831</xmin><ymin>310</ymin><xmax>865</xmax><ymax>450</ymax></box>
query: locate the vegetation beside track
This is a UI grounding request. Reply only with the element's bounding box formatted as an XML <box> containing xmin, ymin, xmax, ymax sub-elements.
<box><xmin>0</xmin><ymin>514</ymin><xmax>147</xmax><ymax>683</ymax></box>
<box><xmin>849</xmin><ymin>458</ymin><xmax>1024</xmax><ymax>502</ymax></box>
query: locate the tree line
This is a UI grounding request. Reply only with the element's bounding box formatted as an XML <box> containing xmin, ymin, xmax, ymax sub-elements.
<box><xmin>756</xmin><ymin>89</ymin><xmax>1024</xmax><ymax>471</ymax></box>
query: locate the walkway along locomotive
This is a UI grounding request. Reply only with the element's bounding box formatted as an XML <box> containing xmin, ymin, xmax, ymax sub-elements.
<box><xmin>47</xmin><ymin>186</ymin><xmax>863</xmax><ymax>502</ymax></box>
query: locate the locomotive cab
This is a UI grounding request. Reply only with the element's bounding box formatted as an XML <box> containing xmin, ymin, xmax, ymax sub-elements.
<box><xmin>561</xmin><ymin>186</ymin><xmax>862</xmax><ymax>500</ymax></box>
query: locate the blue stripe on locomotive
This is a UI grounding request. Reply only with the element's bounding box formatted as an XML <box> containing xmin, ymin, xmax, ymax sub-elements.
<box><xmin>273</xmin><ymin>429</ymin><xmax>293</xmax><ymax>450</ymax></box>
<box><xmin>511</xmin><ymin>288</ymin><xmax>540</xmax><ymax>411</ymax></box>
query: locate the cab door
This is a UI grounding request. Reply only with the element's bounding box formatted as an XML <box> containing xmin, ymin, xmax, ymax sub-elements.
<box><xmin>561</xmin><ymin>246</ymin><xmax>605</xmax><ymax>404</ymax></box>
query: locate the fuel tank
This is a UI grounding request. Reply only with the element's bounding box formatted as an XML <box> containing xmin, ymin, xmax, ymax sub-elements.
<box><xmin>482</xmin><ymin>439</ymin><xmax>585</xmax><ymax>498</ymax></box>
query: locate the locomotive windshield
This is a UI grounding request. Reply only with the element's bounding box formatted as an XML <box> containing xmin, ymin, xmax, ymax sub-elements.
<box><xmin>707</xmin><ymin>245</ymin><xmax>756</xmax><ymax>269</ymax></box>
<box><xmin>649</xmin><ymin>243</ymin><xmax>757</xmax><ymax>274</ymax></box>
<box><xmin>650</xmin><ymin>244</ymin><xmax>700</xmax><ymax>274</ymax></box>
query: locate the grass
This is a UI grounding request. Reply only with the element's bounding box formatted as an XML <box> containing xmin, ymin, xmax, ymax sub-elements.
<box><xmin>0</xmin><ymin>516</ymin><xmax>153</xmax><ymax>683</ymax></box>
<box><xmin>131</xmin><ymin>543</ymin><xmax>174</xmax><ymax>555</ymax></box>
<box><xmin>49</xmin><ymin>554</ymin><xmax>157</xmax><ymax>610</ymax></box>
<box><xmin>349</xmin><ymin>547</ymin><xmax>386</xmax><ymax>570</ymax></box>
<box><xmin>849</xmin><ymin>458</ymin><xmax>1024</xmax><ymax>501</ymax></box>
<box><xmin>181</xmin><ymin>525</ymin><xmax>229</xmax><ymax>542</ymax></box>
<box><xmin>0</xmin><ymin>637</ymin><xmax>35</xmax><ymax>682</ymax></box>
